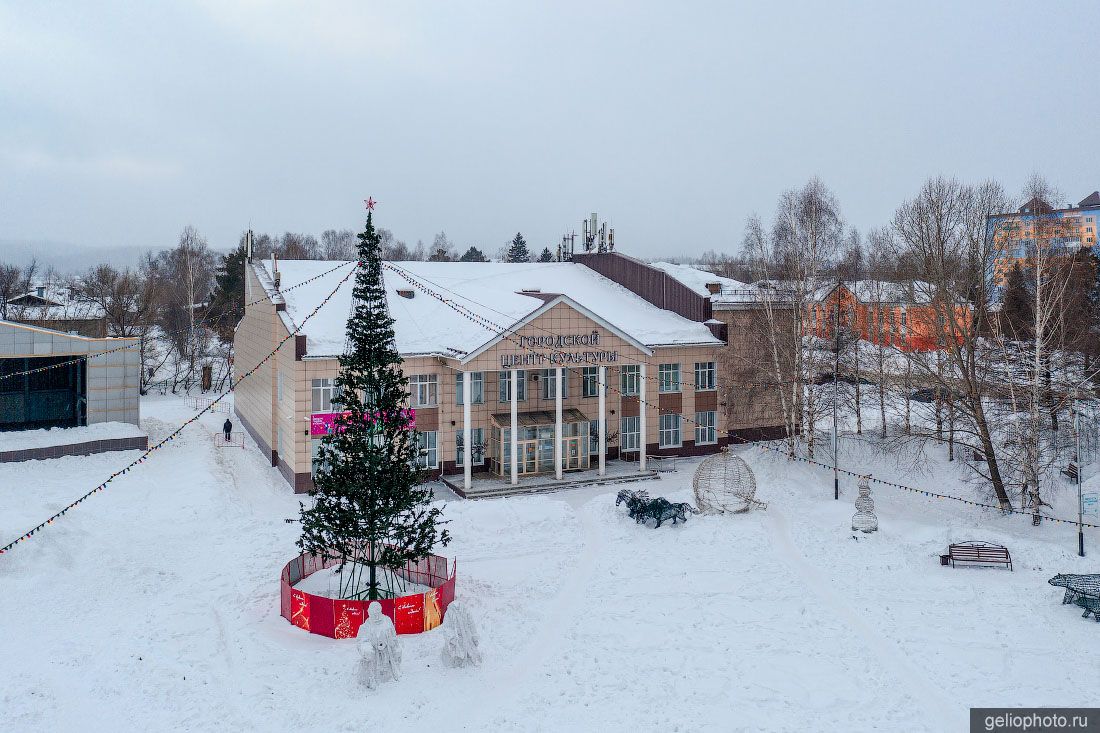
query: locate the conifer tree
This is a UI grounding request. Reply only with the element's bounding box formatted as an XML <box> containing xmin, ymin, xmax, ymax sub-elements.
<box><xmin>507</xmin><ymin>232</ymin><xmax>530</xmax><ymax>263</ymax></box>
<box><xmin>298</xmin><ymin>211</ymin><xmax>449</xmax><ymax>600</ymax></box>
<box><xmin>459</xmin><ymin>246</ymin><xmax>488</xmax><ymax>262</ymax></box>
<box><xmin>1001</xmin><ymin>263</ymin><xmax>1033</xmax><ymax>342</ymax></box>
<box><xmin>537</xmin><ymin>247</ymin><xmax>554</xmax><ymax>262</ymax></box>
<box><xmin>208</xmin><ymin>241</ymin><xmax>247</xmax><ymax>340</ymax></box>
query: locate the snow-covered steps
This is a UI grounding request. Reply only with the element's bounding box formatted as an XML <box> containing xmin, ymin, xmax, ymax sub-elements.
<box><xmin>445</xmin><ymin>469</ymin><xmax>660</xmax><ymax>500</ymax></box>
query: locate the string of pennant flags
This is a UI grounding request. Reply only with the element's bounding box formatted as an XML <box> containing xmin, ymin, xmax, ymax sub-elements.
<box><xmin>0</xmin><ymin>341</ymin><xmax>138</xmax><ymax>383</ymax></box>
<box><xmin>0</xmin><ymin>260</ymin><xmax>357</xmax><ymax>386</ymax></box>
<box><xmin>754</xmin><ymin>439</ymin><xmax>1100</xmax><ymax>529</ymax></box>
<box><xmin>381</xmin><ymin>262</ymin><xmax>799</xmax><ymax>393</ymax></box>
<box><xmin>386</xmin><ymin>262</ymin><xmax>1100</xmax><ymax>531</ymax></box>
<box><xmin>0</xmin><ymin>262</ymin><xmax>360</xmax><ymax>556</ymax></box>
<box><xmin>382</xmin><ymin>262</ymin><xmax>1100</xmax><ymax>397</ymax></box>
<box><xmin>383</xmin><ymin>262</ymin><xmax>734</xmax><ymax>434</ymax></box>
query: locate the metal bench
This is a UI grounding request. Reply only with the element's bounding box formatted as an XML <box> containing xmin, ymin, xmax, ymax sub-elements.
<box><xmin>946</xmin><ymin>541</ymin><xmax>1012</xmax><ymax>571</ymax></box>
<box><xmin>646</xmin><ymin>455</ymin><xmax>680</xmax><ymax>473</ymax></box>
<box><xmin>1062</xmin><ymin>463</ymin><xmax>1080</xmax><ymax>482</ymax></box>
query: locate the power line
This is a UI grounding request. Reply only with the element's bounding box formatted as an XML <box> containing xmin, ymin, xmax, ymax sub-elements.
<box><xmin>0</xmin><ymin>262</ymin><xmax>359</xmax><ymax>556</ymax></box>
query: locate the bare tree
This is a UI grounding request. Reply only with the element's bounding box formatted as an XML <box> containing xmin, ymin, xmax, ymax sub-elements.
<box><xmin>998</xmin><ymin>175</ymin><xmax>1077</xmax><ymax>520</ymax></box>
<box><xmin>148</xmin><ymin>227</ymin><xmax>218</xmax><ymax>392</ymax></box>
<box><xmin>745</xmin><ymin>178</ymin><xmax>844</xmax><ymax>457</ymax></box>
<box><xmin>892</xmin><ymin>177</ymin><xmax>1014</xmax><ymax>508</ymax></box>
<box><xmin>321</xmin><ymin>229</ymin><xmax>358</xmax><ymax>260</ymax></box>
<box><xmin>80</xmin><ymin>263</ymin><xmax>162</xmax><ymax>392</ymax></box>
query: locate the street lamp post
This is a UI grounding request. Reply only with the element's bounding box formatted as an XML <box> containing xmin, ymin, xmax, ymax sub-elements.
<box><xmin>833</xmin><ymin>285</ymin><xmax>841</xmax><ymax>501</ymax></box>
<box><xmin>1076</xmin><ymin>402</ymin><xmax>1085</xmax><ymax>557</ymax></box>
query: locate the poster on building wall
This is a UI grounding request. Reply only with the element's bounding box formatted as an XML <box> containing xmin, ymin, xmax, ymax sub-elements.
<box><xmin>310</xmin><ymin>409</ymin><xmax>417</xmax><ymax>437</ymax></box>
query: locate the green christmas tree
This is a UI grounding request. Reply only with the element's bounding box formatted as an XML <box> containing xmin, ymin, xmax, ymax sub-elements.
<box><xmin>208</xmin><ymin>240</ymin><xmax>248</xmax><ymax>341</ymax></box>
<box><xmin>537</xmin><ymin>247</ymin><xmax>554</xmax><ymax>262</ymax></box>
<box><xmin>507</xmin><ymin>232</ymin><xmax>530</xmax><ymax>263</ymax></box>
<box><xmin>298</xmin><ymin>211</ymin><xmax>450</xmax><ymax>600</ymax></box>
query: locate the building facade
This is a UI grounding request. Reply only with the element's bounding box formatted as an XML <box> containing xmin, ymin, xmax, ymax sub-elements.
<box><xmin>989</xmin><ymin>191</ymin><xmax>1100</xmax><ymax>287</ymax></box>
<box><xmin>234</xmin><ymin>258</ymin><xmax>768</xmax><ymax>493</ymax></box>
<box><xmin>805</xmin><ymin>281</ymin><xmax>972</xmax><ymax>352</ymax></box>
<box><xmin>0</xmin><ymin>320</ymin><xmax>140</xmax><ymax>431</ymax></box>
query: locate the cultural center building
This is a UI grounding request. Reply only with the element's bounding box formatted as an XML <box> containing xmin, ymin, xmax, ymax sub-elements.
<box><xmin>234</xmin><ymin>254</ymin><xmax>786</xmax><ymax>494</ymax></box>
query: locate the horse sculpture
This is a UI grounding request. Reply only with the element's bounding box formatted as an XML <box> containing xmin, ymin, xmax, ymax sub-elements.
<box><xmin>617</xmin><ymin>490</ymin><xmax>697</xmax><ymax>528</ymax></box>
<box><xmin>616</xmin><ymin>489</ymin><xmax>651</xmax><ymax>519</ymax></box>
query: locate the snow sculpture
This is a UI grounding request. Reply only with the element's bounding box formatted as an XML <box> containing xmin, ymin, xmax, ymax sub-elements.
<box><xmin>851</xmin><ymin>475</ymin><xmax>878</xmax><ymax>533</ymax></box>
<box><xmin>693</xmin><ymin>448</ymin><xmax>766</xmax><ymax>514</ymax></box>
<box><xmin>440</xmin><ymin>601</ymin><xmax>482</xmax><ymax>668</ymax></box>
<box><xmin>357</xmin><ymin>601</ymin><xmax>402</xmax><ymax>689</ymax></box>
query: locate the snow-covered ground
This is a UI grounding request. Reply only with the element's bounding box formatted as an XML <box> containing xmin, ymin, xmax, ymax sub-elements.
<box><xmin>0</xmin><ymin>421</ymin><xmax>146</xmax><ymax>452</ymax></box>
<box><xmin>2</xmin><ymin>395</ymin><xmax>1098</xmax><ymax>732</ymax></box>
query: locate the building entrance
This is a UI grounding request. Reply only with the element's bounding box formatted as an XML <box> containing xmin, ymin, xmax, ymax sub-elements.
<box><xmin>0</xmin><ymin>355</ymin><xmax>87</xmax><ymax>431</ymax></box>
<box><xmin>489</xmin><ymin>409</ymin><xmax>592</xmax><ymax>477</ymax></box>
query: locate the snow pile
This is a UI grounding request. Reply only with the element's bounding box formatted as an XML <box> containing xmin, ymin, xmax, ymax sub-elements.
<box><xmin>0</xmin><ymin>421</ymin><xmax>146</xmax><ymax>452</ymax></box>
<box><xmin>292</xmin><ymin>563</ymin><xmax>433</xmax><ymax>599</ymax></box>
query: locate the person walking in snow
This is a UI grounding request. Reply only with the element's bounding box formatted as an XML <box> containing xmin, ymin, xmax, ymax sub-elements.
<box><xmin>222</xmin><ymin>418</ymin><xmax>233</xmax><ymax>442</ymax></box>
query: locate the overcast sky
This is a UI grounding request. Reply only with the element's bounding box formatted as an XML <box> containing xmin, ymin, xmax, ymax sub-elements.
<box><xmin>1</xmin><ymin>1</ymin><xmax>1096</xmax><ymax>262</ymax></box>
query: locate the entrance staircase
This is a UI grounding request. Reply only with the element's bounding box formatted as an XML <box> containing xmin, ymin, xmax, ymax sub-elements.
<box><xmin>444</xmin><ymin>468</ymin><xmax>660</xmax><ymax>500</ymax></box>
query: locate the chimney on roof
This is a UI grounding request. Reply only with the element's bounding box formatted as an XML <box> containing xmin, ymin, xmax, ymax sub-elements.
<box><xmin>396</xmin><ymin>288</ymin><xmax>414</xmax><ymax>299</ymax></box>
<box><xmin>705</xmin><ymin>282</ymin><xmax>722</xmax><ymax>295</ymax></box>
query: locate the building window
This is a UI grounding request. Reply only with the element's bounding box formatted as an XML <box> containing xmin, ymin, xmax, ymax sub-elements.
<box><xmin>899</xmin><ymin>309</ymin><xmax>908</xmax><ymax>336</ymax></box>
<box><xmin>456</xmin><ymin>427</ymin><xmax>485</xmax><ymax>466</ymax></box>
<box><xmin>540</xmin><ymin>369</ymin><xmax>568</xmax><ymax>400</ymax></box>
<box><xmin>620</xmin><ymin>365</ymin><xmax>640</xmax><ymax>396</ymax></box>
<box><xmin>581</xmin><ymin>366</ymin><xmax>599</xmax><ymax>398</ymax></box>
<box><xmin>408</xmin><ymin>374</ymin><xmax>438</xmax><ymax>407</ymax></box>
<box><xmin>695</xmin><ymin>411</ymin><xmax>717</xmax><ymax>445</ymax></box>
<box><xmin>455</xmin><ymin>372</ymin><xmax>484</xmax><ymax>405</ymax></box>
<box><xmin>694</xmin><ymin>362</ymin><xmax>716</xmax><ymax>391</ymax></box>
<box><xmin>415</xmin><ymin>431</ymin><xmax>438</xmax><ymax>469</ymax></box>
<box><xmin>658</xmin><ymin>363</ymin><xmax>681</xmax><ymax>393</ymax></box>
<box><xmin>659</xmin><ymin>413</ymin><xmax>682</xmax><ymax>448</ymax></box>
<box><xmin>311</xmin><ymin>378</ymin><xmax>342</xmax><ymax>412</ymax></box>
<box><xmin>498</xmin><ymin>370</ymin><xmax>527</xmax><ymax>402</ymax></box>
<box><xmin>620</xmin><ymin>416</ymin><xmax>640</xmax><ymax>451</ymax></box>
<box><xmin>588</xmin><ymin>420</ymin><xmax>601</xmax><ymax>454</ymax></box>
<box><xmin>276</xmin><ymin>372</ymin><xmax>284</xmax><ymax>403</ymax></box>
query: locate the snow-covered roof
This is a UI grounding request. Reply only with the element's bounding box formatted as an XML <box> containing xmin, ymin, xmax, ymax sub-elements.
<box><xmin>263</xmin><ymin>260</ymin><xmax>722</xmax><ymax>359</ymax></box>
<box><xmin>845</xmin><ymin>280</ymin><xmax>935</xmax><ymax>305</ymax></box>
<box><xmin>5</xmin><ymin>282</ymin><xmax>106</xmax><ymax>319</ymax></box>
<box><xmin>647</xmin><ymin>262</ymin><xmax>748</xmax><ymax>297</ymax></box>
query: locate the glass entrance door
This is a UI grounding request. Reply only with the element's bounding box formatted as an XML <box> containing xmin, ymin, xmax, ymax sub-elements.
<box><xmin>519</xmin><ymin>441</ymin><xmax>537</xmax><ymax>474</ymax></box>
<box><xmin>563</xmin><ymin>437</ymin><xmax>582</xmax><ymax>471</ymax></box>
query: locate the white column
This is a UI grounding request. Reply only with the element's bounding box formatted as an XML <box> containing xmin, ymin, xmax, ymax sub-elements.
<box><xmin>510</xmin><ymin>369</ymin><xmax>518</xmax><ymax>486</ymax></box>
<box><xmin>639</xmin><ymin>363</ymin><xmax>647</xmax><ymax>472</ymax></box>
<box><xmin>462</xmin><ymin>370</ymin><xmax>472</xmax><ymax>493</ymax></box>
<box><xmin>555</xmin><ymin>366</ymin><xmax>563</xmax><ymax>480</ymax></box>
<box><xmin>598</xmin><ymin>365</ymin><xmax>607</xmax><ymax>476</ymax></box>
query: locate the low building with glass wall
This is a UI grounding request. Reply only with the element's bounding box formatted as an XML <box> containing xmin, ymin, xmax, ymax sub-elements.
<box><xmin>233</xmin><ymin>258</ymin><xmax>733</xmax><ymax>493</ymax></box>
